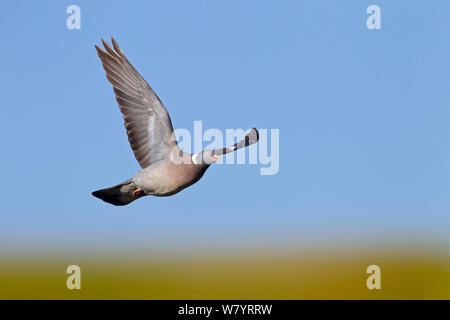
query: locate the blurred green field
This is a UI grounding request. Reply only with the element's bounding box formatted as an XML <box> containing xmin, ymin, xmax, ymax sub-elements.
<box><xmin>1</xmin><ymin>247</ymin><xmax>449</xmax><ymax>299</ymax></box>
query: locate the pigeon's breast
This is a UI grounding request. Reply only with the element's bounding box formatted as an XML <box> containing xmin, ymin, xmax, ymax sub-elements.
<box><xmin>132</xmin><ymin>160</ymin><xmax>205</xmax><ymax>196</ymax></box>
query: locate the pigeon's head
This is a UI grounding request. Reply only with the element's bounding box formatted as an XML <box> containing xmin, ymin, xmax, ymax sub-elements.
<box><xmin>191</xmin><ymin>150</ymin><xmax>220</xmax><ymax>166</ymax></box>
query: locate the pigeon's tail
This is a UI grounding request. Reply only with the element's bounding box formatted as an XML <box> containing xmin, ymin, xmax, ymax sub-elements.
<box><xmin>92</xmin><ymin>180</ymin><xmax>140</xmax><ymax>206</ymax></box>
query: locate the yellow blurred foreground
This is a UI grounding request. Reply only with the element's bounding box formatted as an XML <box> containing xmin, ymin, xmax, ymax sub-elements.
<box><xmin>1</xmin><ymin>246</ymin><xmax>449</xmax><ymax>299</ymax></box>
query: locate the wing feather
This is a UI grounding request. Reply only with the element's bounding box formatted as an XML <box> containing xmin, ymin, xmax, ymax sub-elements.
<box><xmin>95</xmin><ymin>38</ymin><xmax>178</xmax><ymax>168</ymax></box>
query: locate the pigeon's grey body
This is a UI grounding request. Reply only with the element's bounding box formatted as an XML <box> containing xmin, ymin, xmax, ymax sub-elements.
<box><xmin>132</xmin><ymin>154</ymin><xmax>208</xmax><ymax>197</ymax></box>
<box><xmin>92</xmin><ymin>38</ymin><xmax>258</xmax><ymax>206</ymax></box>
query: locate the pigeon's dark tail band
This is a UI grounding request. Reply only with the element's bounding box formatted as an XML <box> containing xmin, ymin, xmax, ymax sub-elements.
<box><xmin>92</xmin><ymin>180</ymin><xmax>138</xmax><ymax>206</ymax></box>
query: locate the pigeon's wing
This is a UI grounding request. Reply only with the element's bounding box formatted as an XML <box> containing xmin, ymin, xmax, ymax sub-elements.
<box><xmin>213</xmin><ymin>128</ymin><xmax>259</xmax><ymax>156</ymax></box>
<box><xmin>95</xmin><ymin>38</ymin><xmax>178</xmax><ymax>169</ymax></box>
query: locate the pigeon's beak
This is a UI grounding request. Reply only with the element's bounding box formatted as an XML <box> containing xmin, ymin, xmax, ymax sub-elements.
<box><xmin>213</xmin><ymin>155</ymin><xmax>220</xmax><ymax>163</ymax></box>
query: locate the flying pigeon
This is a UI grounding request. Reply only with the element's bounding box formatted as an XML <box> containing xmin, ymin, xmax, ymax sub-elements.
<box><xmin>92</xmin><ymin>38</ymin><xmax>259</xmax><ymax>206</ymax></box>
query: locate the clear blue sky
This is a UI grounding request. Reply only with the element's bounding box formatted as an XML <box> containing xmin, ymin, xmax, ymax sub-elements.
<box><xmin>1</xmin><ymin>1</ymin><xmax>449</xmax><ymax>252</ymax></box>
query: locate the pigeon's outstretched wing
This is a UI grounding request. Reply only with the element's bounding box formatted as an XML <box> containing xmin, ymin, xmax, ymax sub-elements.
<box><xmin>212</xmin><ymin>128</ymin><xmax>259</xmax><ymax>156</ymax></box>
<box><xmin>95</xmin><ymin>38</ymin><xmax>178</xmax><ymax>169</ymax></box>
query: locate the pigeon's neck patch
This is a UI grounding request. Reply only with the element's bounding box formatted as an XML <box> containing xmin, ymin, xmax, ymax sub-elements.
<box><xmin>191</xmin><ymin>153</ymin><xmax>203</xmax><ymax>166</ymax></box>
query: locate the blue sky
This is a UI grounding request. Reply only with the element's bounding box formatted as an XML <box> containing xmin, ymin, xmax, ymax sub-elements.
<box><xmin>1</xmin><ymin>1</ymin><xmax>449</xmax><ymax>251</ymax></box>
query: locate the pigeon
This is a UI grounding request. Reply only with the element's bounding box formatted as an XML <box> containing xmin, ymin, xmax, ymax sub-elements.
<box><xmin>92</xmin><ymin>38</ymin><xmax>259</xmax><ymax>206</ymax></box>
